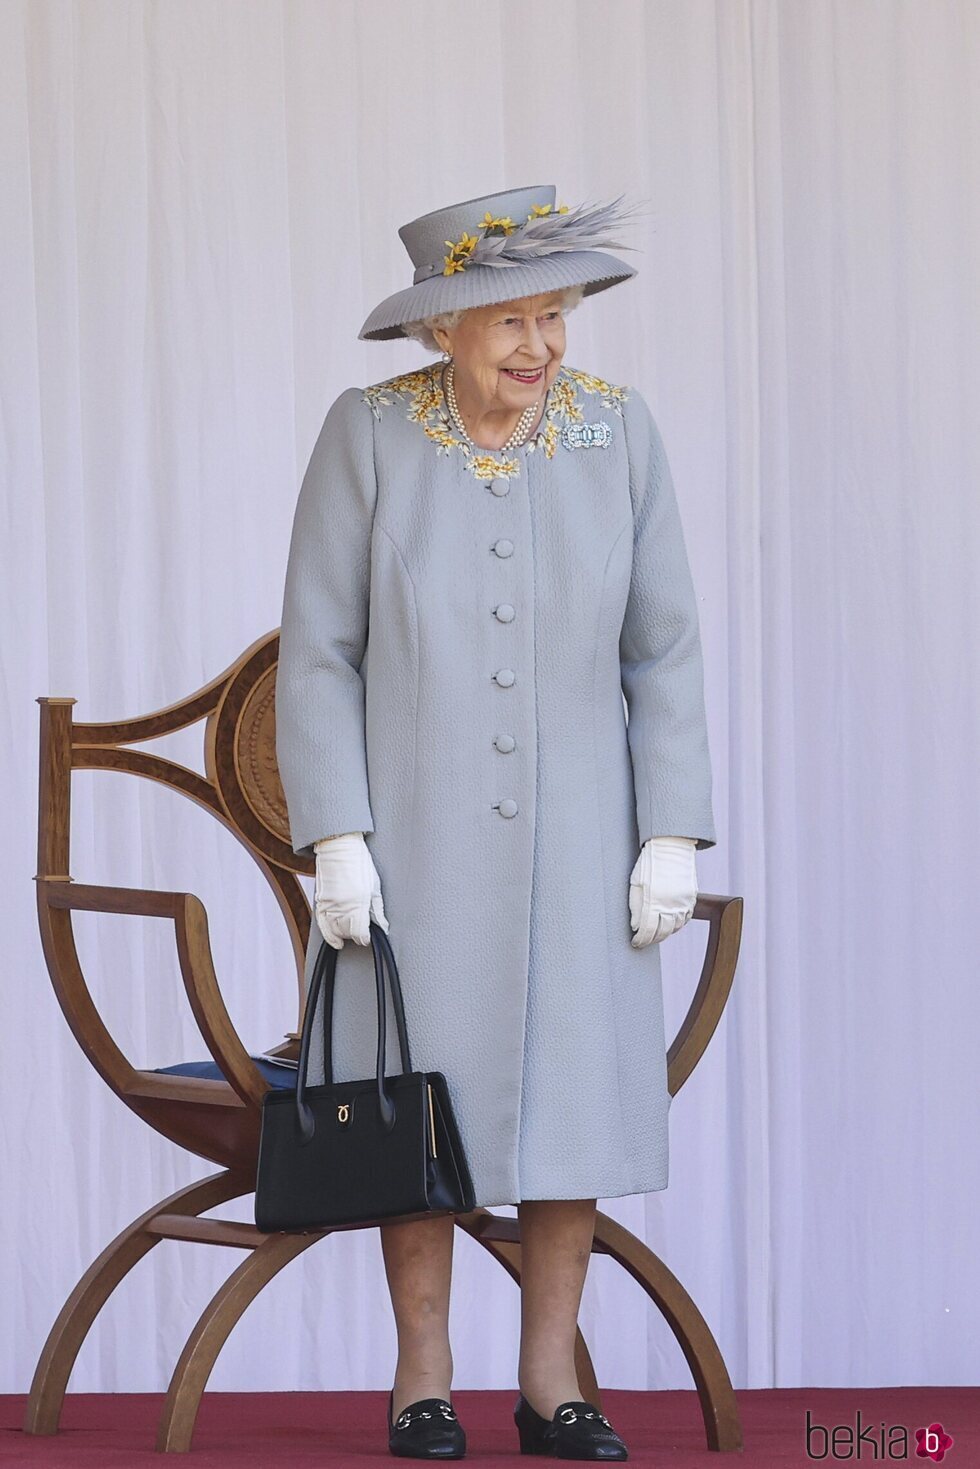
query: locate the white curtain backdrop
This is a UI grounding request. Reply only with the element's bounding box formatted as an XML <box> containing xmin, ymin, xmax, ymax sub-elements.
<box><xmin>3</xmin><ymin>0</ymin><xmax>978</xmax><ymax>1394</ymax></box>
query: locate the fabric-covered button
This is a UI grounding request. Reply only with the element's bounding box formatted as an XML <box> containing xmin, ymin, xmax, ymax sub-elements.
<box><xmin>493</xmin><ymin>668</ymin><xmax>516</xmax><ymax>687</ymax></box>
<box><xmin>494</xmin><ymin>734</ymin><xmax>516</xmax><ymax>753</ymax></box>
<box><xmin>492</xmin><ymin>538</ymin><xmax>514</xmax><ymax>557</ymax></box>
<box><xmin>490</xmin><ymin>479</ymin><xmax>511</xmax><ymax>497</ymax></box>
<box><xmin>497</xmin><ymin>799</ymin><xmax>519</xmax><ymax>818</ymax></box>
<box><xmin>494</xmin><ymin>603</ymin><xmax>515</xmax><ymax>622</ymax></box>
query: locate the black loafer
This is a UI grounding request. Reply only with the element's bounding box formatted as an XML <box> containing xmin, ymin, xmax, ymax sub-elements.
<box><xmin>387</xmin><ymin>1391</ymin><xmax>466</xmax><ymax>1458</ymax></box>
<box><xmin>514</xmin><ymin>1393</ymin><xmax>629</xmax><ymax>1459</ymax></box>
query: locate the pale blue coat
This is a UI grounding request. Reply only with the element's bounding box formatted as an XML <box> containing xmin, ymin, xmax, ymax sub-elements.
<box><xmin>275</xmin><ymin>360</ymin><xmax>716</xmax><ymax>1208</ymax></box>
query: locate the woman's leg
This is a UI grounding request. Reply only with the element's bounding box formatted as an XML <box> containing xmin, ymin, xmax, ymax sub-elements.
<box><xmin>516</xmin><ymin>1197</ymin><xmax>598</xmax><ymax>1419</ymax></box>
<box><xmin>380</xmin><ymin>1213</ymin><xmax>456</xmax><ymax>1419</ymax></box>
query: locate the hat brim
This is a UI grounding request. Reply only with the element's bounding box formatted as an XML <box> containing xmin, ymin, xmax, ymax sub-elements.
<box><xmin>358</xmin><ymin>250</ymin><xmax>637</xmax><ymax>341</ymax></box>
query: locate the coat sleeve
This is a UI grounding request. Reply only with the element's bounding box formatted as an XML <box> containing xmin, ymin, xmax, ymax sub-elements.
<box><xmin>619</xmin><ymin>388</ymin><xmax>717</xmax><ymax>852</ymax></box>
<box><xmin>275</xmin><ymin>386</ymin><xmax>377</xmax><ymax>859</ymax></box>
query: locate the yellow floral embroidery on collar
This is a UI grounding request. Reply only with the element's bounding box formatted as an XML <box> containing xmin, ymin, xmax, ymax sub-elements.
<box><xmin>525</xmin><ymin>367</ymin><xmax>630</xmax><ymax>461</ymax></box>
<box><xmin>361</xmin><ymin>363</ymin><xmax>629</xmax><ymax>480</ymax></box>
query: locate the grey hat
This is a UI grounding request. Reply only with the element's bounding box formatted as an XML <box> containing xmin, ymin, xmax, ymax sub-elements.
<box><xmin>358</xmin><ymin>184</ymin><xmax>639</xmax><ymax>341</ymax></box>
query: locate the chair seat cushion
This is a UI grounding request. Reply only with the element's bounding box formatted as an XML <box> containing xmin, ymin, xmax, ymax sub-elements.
<box><xmin>153</xmin><ymin>1059</ymin><xmax>297</xmax><ymax>1090</ymax></box>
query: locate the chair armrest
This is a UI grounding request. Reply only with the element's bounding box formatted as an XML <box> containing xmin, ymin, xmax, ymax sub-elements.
<box><xmin>37</xmin><ymin>879</ymin><xmax>269</xmax><ymax>1109</ymax></box>
<box><xmin>666</xmin><ymin>893</ymin><xmax>743</xmax><ymax>1097</ymax></box>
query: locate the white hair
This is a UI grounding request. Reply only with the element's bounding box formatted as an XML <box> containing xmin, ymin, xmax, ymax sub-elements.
<box><xmin>401</xmin><ymin>283</ymin><xmax>586</xmax><ymax>354</ymax></box>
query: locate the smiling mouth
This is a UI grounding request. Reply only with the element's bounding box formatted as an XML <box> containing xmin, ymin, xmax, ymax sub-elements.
<box><xmin>501</xmin><ymin>367</ymin><xmax>545</xmax><ymax>382</ymax></box>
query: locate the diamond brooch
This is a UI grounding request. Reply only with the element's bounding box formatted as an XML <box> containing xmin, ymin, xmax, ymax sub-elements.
<box><xmin>560</xmin><ymin>419</ymin><xmax>612</xmax><ymax>450</ymax></box>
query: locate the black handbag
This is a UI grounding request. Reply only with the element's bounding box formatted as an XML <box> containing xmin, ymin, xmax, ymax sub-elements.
<box><xmin>254</xmin><ymin>919</ymin><xmax>476</xmax><ymax>1231</ymax></box>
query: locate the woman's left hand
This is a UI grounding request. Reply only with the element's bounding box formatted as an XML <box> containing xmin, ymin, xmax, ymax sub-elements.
<box><xmin>629</xmin><ymin>836</ymin><xmax>698</xmax><ymax>948</ymax></box>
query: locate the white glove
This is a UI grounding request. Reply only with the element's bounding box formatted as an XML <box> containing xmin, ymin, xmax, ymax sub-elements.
<box><xmin>312</xmin><ymin>832</ymin><xmax>390</xmax><ymax>949</ymax></box>
<box><xmin>629</xmin><ymin>835</ymin><xmax>698</xmax><ymax>949</ymax></box>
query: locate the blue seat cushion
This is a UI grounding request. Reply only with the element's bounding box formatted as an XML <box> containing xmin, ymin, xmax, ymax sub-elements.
<box><xmin>153</xmin><ymin>1058</ymin><xmax>297</xmax><ymax>1090</ymax></box>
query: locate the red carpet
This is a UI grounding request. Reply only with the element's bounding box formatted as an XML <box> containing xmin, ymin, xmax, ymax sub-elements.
<box><xmin>2</xmin><ymin>1388</ymin><xmax>976</xmax><ymax>1466</ymax></box>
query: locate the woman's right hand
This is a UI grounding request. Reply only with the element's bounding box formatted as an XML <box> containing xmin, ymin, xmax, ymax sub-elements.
<box><xmin>313</xmin><ymin>833</ymin><xmax>390</xmax><ymax>949</ymax></box>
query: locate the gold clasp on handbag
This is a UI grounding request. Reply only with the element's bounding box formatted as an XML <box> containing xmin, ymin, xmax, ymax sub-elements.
<box><xmin>337</xmin><ymin>1101</ymin><xmax>352</xmax><ymax>1125</ymax></box>
<box><xmin>426</xmin><ymin>1083</ymin><xmax>438</xmax><ymax>1157</ymax></box>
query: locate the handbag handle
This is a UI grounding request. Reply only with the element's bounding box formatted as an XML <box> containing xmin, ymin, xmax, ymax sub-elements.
<box><xmin>294</xmin><ymin>920</ymin><xmax>413</xmax><ymax>1141</ymax></box>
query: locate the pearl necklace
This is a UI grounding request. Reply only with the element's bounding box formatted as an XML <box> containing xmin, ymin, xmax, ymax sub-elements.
<box><xmin>443</xmin><ymin>360</ymin><xmax>540</xmax><ymax>451</ymax></box>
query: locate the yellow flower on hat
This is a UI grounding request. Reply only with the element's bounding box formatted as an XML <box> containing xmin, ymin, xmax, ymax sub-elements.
<box><xmin>526</xmin><ymin>202</ymin><xmax>571</xmax><ymax>219</ymax></box>
<box><xmin>443</xmin><ymin>230</ymin><xmax>480</xmax><ymax>275</ymax></box>
<box><xmin>479</xmin><ymin>212</ymin><xmax>516</xmax><ymax>234</ymax></box>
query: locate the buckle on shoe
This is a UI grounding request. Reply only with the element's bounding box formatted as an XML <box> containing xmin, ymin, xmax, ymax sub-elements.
<box><xmin>558</xmin><ymin>1405</ymin><xmax>614</xmax><ymax>1429</ymax></box>
<box><xmin>395</xmin><ymin>1401</ymin><xmax>457</xmax><ymax>1430</ymax></box>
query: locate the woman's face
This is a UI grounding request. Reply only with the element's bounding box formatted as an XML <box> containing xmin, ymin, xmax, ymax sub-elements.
<box><xmin>433</xmin><ymin>292</ymin><xmax>567</xmax><ymax>413</ymax></box>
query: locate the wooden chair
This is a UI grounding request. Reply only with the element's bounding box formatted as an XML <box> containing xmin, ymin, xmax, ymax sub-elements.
<box><xmin>26</xmin><ymin>630</ymin><xmax>745</xmax><ymax>1454</ymax></box>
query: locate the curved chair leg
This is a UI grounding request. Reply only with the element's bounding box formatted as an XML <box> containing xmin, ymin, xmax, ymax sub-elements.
<box><xmin>457</xmin><ymin>1206</ymin><xmax>741</xmax><ymax>1452</ymax></box>
<box><xmin>453</xmin><ymin>1209</ymin><xmax>601</xmax><ymax>1406</ymax></box>
<box><xmin>155</xmin><ymin>1229</ymin><xmax>323</xmax><ymax>1453</ymax></box>
<box><xmin>24</xmin><ymin>1171</ymin><xmax>249</xmax><ymax>1437</ymax></box>
<box><xmin>592</xmin><ymin>1209</ymin><xmax>742</xmax><ymax>1451</ymax></box>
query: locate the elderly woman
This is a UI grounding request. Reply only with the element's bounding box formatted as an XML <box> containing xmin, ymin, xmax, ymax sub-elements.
<box><xmin>275</xmin><ymin>185</ymin><xmax>716</xmax><ymax>1461</ymax></box>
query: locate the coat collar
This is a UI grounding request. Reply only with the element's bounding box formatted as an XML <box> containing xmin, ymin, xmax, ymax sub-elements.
<box><xmin>361</xmin><ymin>362</ymin><xmax>629</xmax><ymax>482</ymax></box>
